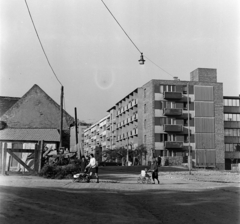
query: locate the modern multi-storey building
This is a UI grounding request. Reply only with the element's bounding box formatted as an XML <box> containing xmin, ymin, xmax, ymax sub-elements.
<box><xmin>223</xmin><ymin>95</ymin><xmax>240</xmax><ymax>169</ymax></box>
<box><xmin>84</xmin><ymin>68</ymin><xmax>225</xmax><ymax>169</ymax></box>
<box><xmin>84</xmin><ymin>115</ymin><xmax>111</xmax><ymax>160</ymax></box>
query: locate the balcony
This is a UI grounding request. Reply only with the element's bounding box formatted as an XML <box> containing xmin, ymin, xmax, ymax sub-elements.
<box><xmin>164</xmin><ymin>91</ymin><xmax>182</xmax><ymax>100</ymax></box>
<box><xmin>224</xmin><ymin>106</ymin><xmax>240</xmax><ymax>113</ymax></box>
<box><xmin>224</xmin><ymin>121</ymin><xmax>240</xmax><ymax>129</ymax></box>
<box><xmin>165</xmin><ymin>141</ymin><xmax>183</xmax><ymax>149</ymax></box>
<box><xmin>163</xmin><ymin>124</ymin><xmax>183</xmax><ymax>132</ymax></box>
<box><xmin>164</xmin><ymin>108</ymin><xmax>182</xmax><ymax>116</ymax></box>
<box><xmin>225</xmin><ymin>152</ymin><xmax>240</xmax><ymax>159</ymax></box>
<box><xmin>132</xmin><ymin>113</ymin><xmax>138</xmax><ymax>121</ymax></box>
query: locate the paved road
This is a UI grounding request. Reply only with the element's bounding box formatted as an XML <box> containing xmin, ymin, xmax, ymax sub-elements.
<box><xmin>0</xmin><ymin>167</ymin><xmax>239</xmax><ymax>224</ymax></box>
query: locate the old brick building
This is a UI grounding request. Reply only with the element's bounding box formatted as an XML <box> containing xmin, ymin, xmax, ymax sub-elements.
<box><xmin>84</xmin><ymin>68</ymin><xmax>225</xmax><ymax>170</ymax></box>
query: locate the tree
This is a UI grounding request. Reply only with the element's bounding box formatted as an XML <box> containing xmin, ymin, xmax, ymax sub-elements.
<box><xmin>100</xmin><ymin>147</ymin><xmax>127</xmax><ymax>164</ymax></box>
<box><xmin>133</xmin><ymin>144</ymin><xmax>148</xmax><ymax>165</ymax></box>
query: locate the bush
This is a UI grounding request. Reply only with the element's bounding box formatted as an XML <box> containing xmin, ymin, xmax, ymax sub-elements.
<box><xmin>40</xmin><ymin>160</ymin><xmax>81</xmax><ymax>179</ymax></box>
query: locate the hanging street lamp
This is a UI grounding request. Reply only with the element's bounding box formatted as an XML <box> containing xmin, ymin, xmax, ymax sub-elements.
<box><xmin>138</xmin><ymin>53</ymin><xmax>145</xmax><ymax>65</ymax></box>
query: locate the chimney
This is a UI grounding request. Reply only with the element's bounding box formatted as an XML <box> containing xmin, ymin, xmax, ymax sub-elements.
<box><xmin>173</xmin><ymin>77</ymin><xmax>180</xmax><ymax>81</ymax></box>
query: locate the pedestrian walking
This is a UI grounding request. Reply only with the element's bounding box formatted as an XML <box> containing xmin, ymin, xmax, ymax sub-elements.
<box><xmin>149</xmin><ymin>160</ymin><xmax>160</xmax><ymax>184</ymax></box>
<box><xmin>85</xmin><ymin>154</ymin><xmax>99</xmax><ymax>183</ymax></box>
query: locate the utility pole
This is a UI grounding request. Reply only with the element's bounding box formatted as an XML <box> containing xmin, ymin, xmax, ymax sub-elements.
<box><xmin>74</xmin><ymin>107</ymin><xmax>78</xmax><ymax>145</ymax></box>
<box><xmin>74</xmin><ymin>107</ymin><xmax>79</xmax><ymax>158</ymax></box>
<box><xmin>60</xmin><ymin>86</ymin><xmax>64</xmax><ymax>148</ymax></box>
<box><xmin>187</xmin><ymin>82</ymin><xmax>191</xmax><ymax>174</ymax></box>
<box><xmin>126</xmin><ymin>137</ymin><xmax>129</xmax><ymax>166</ymax></box>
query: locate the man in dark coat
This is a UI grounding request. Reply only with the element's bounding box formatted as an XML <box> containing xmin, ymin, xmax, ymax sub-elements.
<box><xmin>157</xmin><ymin>155</ymin><xmax>162</xmax><ymax>167</ymax></box>
<box><xmin>149</xmin><ymin>160</ymin><xmax>160</xmax><ymax>184</ymax></box>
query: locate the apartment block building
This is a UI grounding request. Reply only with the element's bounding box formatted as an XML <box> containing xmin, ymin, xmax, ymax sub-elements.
<box><xmin>83</xmin><ymin>115</ymin><xmax>111</xmax><ymax>160</ymax></box>
<box><xmin>84</xmin><ymin>68</ymin><xmax>225</xmax><ymax>169</ymax></box>
<box><xmin>223</xmin><ymin>95</ymin><xmax>240</xmax><ymax>169</ymax></box>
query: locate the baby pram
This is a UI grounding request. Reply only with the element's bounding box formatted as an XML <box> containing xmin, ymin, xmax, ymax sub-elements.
<box><xmin>137</xmin><ymin>169</ymin><xmax>152</xmax><ymax>184</ymax></box>
<box><xmin>73</xmin><ymin>168</ymin><xmax>90</xmax><ymax>183</ymax></box>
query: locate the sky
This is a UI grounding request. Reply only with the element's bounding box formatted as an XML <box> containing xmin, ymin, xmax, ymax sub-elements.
<box><xmin>1</xmin><ymin>0</ymin><xmax>240</xmax><ymax>123</ymax></box>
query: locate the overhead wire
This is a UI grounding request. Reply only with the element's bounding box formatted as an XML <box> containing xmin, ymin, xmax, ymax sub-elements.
<box><xmin>144</xmin><ymin>55</ymin><xmax>174</xmax><ymax>77</ymax></box>
<box><xmin>24</xmin><ymin>0</ymin><xmax>63</xmax><ymax>86</ymax></box>
<box><xmin>100</xmin><ymin>0</ymin><xmax>174</xmax><ymax>78</ymax></box>
<box><xmin>100</xmin><ymin>0</ymin><xmax>141</xmax><ymax>54</ymax></box>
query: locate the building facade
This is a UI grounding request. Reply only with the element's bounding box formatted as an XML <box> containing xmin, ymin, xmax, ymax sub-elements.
<box><xmin>223</xmin><ymin>95</ymin><xmax>240</xmax><ymax>169</ymax></box>
<box><xmin>84</xmin><ymin>68</ymin><xmax>225</xmax><ymax>169</ymax></box>
<box><xmin>83</xmin><ymin>115</ymin><xmax>111</xmax><ymax>160</ymax></box>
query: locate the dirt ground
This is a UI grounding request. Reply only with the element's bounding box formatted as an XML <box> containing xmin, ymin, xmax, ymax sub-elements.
<box><xmin>0</xmin><ymin>167</ymin><xmax>239</xmax><ymax>224</ymax></box>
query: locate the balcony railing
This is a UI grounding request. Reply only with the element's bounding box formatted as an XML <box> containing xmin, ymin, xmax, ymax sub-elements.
<box><xmin>164</xmin><ymin>91</ymin><xmax>182</xmax><ymax>100</ymax></box>
<box><xmin>165</xmin><ymin>141</ymin><xmax>183</xmax><ymax>149</ymax></box>
<box><xmin>164</xmin><ymin>108</ymin><xmax>182</xmax><ymax>116</ymax></box>
<box><xmin>163</xmin><ymin>124</ymin><xmax>183</xmax><ymax>132</ymax></box>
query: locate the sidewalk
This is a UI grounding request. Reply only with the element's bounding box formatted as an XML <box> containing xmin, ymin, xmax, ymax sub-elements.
<box><xmin>0</xmin><ymin>168</ymin><xmax>239</xmax><ymax>192</ymax></box>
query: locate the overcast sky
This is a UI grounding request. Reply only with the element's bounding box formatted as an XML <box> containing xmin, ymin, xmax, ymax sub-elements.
<box><xmin>1</xmin><ymin>0</ymin><xmax>240</xmax><ymax>123</ymax></box>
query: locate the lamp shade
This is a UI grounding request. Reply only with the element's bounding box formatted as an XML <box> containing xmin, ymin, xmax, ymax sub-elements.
<box><xmin>138</xmin><ymin>53</ymin><xmax>145</xmax><ymax>65</ymax></box>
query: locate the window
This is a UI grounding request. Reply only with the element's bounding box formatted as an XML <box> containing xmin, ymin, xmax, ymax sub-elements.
<box><xmin>237</xmin><ymin>114</ymin><xmax>240</xmax><ymax>121</ymax></box>
<box><xmin>155</xmin><ymin>134</ymin><xmax>167</xmax><ymax>142</ymax></box>
<box><xmin>160</xmin><ymin>85</ymin><xmax>164</xmax><ymax>93</ymax></box>
<box><xmin>183</xmin><ymin>102</ymin><xmax>187</xmax><ymax>110</ymax></box>
<box><xmin>229</xmin><ymin>144</ymin><xmax>234</xmax><ymax>151</ymax></box>
<box><xmin>168</xmin><ymin>134</ymin><xmax>176</xmax><ymax>141</ymax></box>
<box><xmin>224</xmin><ymin>99</ymin><xmax>228</xmax><ymax>106</ymax></box>
<box><xmin>224</xmin><ymin>114</ymin><xmax>240</xmax><ymax>121</ymax></box>
<box><xmin>144</xmin><ymin>89</ymin><xmax>146</xmax><ymax>98</ymax></box>
<box><xmin>233</xmin><ymin>129</ymin><xmax>238</xmax><ymax>136</ymax></box>
<box><xmin>144</xmin><ymin>104</ymin><xmax>147</xmax><ymax>113</ymax></box>
<box><xmin>183</xmin><ymin>86</ymin><xmax>187</xmax><ymax>94</ymax></box>
<box><xmin>225</xmin><ymin>129</ymin><xmax>240</xmax><ymax>136</ymax></box>
<box><xmin>144</xmin><ymin>135</ymin><xmax>147</xmax><ymax>143</ymax></box>
<box><xmin>224</xmin><ymin>114</ymin><xmax>228</xmax><ymax>121</ymax></box>
<box><xmin>166</xmin><ymin>101</ymin><xmax>175</xmax><ymax>109</ymax></box>
<box><xmin>224</xmin><ymin>99</ymin><xmax>240</xmax><ymax>106</ymax></box>
<box><xmin>155</xmin><ymin>101</ymin><xmax>162</xmax><ymax>109</ymax></box>
<box><xmin>144</xmin><ymin>119</ymin><xmax>147</xmax><ymax>129</ymax></box>
<box><xmin>225</xmin><ymin>144</ymin><xmax>229</xmax><ymax>151</ymax></box>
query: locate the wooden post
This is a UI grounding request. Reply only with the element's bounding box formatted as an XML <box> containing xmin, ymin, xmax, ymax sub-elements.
<box><xmin>1</xmin><ymin>143</ymin><xmax>7</xmax><ymax>175</ymax></box>
<box><xmin>75</xmin><ymin>107</ymin><xmax>78</xmax><ymax>145</ymax></box>
<box><xmin>0</xmin><ymin>141</ymin><xmax>2</xmax><ymax>172</ymax></box>
<box><xmin>38</xmin><ymin>140</ymin><xmax>44</xmax><ymax>173</ymax></box>
<box><xmin>187</xmin><ymin>82</ymin><xmax>192</xmax><ymax>174</ymax></box>
<box><xmin>74</xmin><ymin>107</ymin><xmax>79</xmax><ymax>158</ymax></box>
<box><xmin>34</xmin><ymin>143</ymin><xmax>38</xmax><ymax>173</ymax></box>
<box><xmin>60</xmin><ymin>86</ymin><xmax>64</xmax><ymax>147</ymax></box>
<box><xmin>7</xmin><ymin>155</ymin><xmax>11</xmax><ymax>171</ymax></box>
